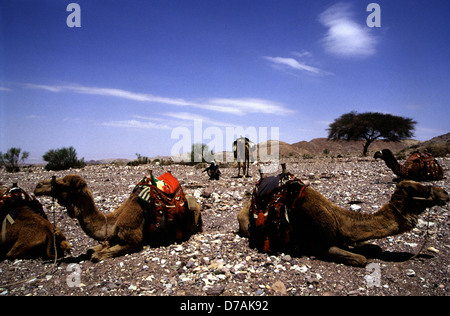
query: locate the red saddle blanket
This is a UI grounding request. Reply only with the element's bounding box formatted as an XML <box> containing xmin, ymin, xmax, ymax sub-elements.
<box><xmin>133</xmin><ymin>172</ymin><xmax>187</xmax><ymax>241</ymax></box>
<box><xmin>0</xmin><ymin>185</ymin><xmax>47</xmax><ymax>221</ymax></box>
<box><xmin>402</xmin><ymin>151</ymin><xmax>442</xmax><ymax>180</ymax></box>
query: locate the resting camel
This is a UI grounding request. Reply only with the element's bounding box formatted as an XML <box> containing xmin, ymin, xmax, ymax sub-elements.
<box><xmin>238</xmin><ymin>179</ymin><xmax>448</xmax><ymax>267</ymax></box>
<box><xmin>0</xmin><ymin>185</ymin><xmax>71</xmax><ymax>260</ymax></box>
<box><xmin>233</xmin><ymin>137</ymin><xmax>256</xmax><ymax>178</ymax></box>
<box><xmin>34</xmin><ymin>174</ymin><xmax>202</xmax><ymax>262</ymax></box>
<box><xmin>374</xmin><ymin>149</ymin><xmax>444</xmax><ymax>181</ymax></box>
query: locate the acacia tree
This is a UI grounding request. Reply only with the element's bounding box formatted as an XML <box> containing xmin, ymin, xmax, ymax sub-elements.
<box><xmin>327</xmin><ymin>111</ymin><xmax>416</xmax><ymax>156</ymax></box>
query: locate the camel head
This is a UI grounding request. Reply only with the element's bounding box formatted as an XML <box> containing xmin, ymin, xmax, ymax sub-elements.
<box><xmin>34</xmin><ymin>175</ymin><xmax>88</xmax><ymax>218</ymax></box>
<box><xmin>374</xmin><ymin>149</ymin><xmax>394</xmax><ymax>160</ymax></box>
<box><xmin>391</xmin><ymin>180</ymin><xmax>449</xmax><ymax>215</ymax></box>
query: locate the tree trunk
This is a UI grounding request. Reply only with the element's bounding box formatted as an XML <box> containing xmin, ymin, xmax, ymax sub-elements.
<box><xmin>362</xmin><ymin>140</ymin><xmax>373</xmax><ymax>156</ymax></box>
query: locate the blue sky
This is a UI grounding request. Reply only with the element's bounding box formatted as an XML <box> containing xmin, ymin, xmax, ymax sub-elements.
<box><xmin>1</xmin><ymin>0</ymin><xmax>449</xmax><ymax>162</ymax></box>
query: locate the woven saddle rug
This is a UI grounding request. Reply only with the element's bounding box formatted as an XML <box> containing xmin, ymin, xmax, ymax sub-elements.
<box><xmin>133</xmin><ymin>172</ymin><xmax>188</xmax><ymax>241</ymax></box>
<box><xmin>249</xmin><ymin>173</ymin><xmax>307</xmax><ymax>253</ymax></box>
<box><xmin>1</xmin><ymin>185</ymin><xmax>47</xmax><ymax>221</ymax></box>
<box><xmin>402</xmin><ymin>151</ymin><xmax>442</xmax><ymax>180</ymax></box>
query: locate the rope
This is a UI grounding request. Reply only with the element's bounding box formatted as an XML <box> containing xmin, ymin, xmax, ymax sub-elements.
<box><xmin>408</xmin><ymin>210</ymin><xmax>431</xmax><ymax>261</ymax></box>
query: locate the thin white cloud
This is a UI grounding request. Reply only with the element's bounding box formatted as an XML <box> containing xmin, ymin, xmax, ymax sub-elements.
<box><xmin>25</xmin><ymin>114</ymin><xmax>44</xmax><ymax>119</ymax></box>
<box><xmin>163</xmin><ymin>112</ymin><xmax>237</xmax><ymax>127</ymax></box>
<box><xmin>263</xmin><ymin>56</ymin><xmax>331</xmax><ymax>76</ymax></box>
<box><xmin>0</xmin><ymin>87</ymin><xmax>11</xmax><ymax>92</ymax></box>
<box><xmin>24</xmin><ymin>83</ymin><xmax>190</xmax><ymax>106</ymax></box>
<box><xmin>24</xmin><ymin>83</ymin><xmax>292</xmax><ymax>116</ymax></box>
<box><xmin>319</xmin><ymin>2</ymin><xmax>378</xmax><ymax>58</ymax></box>
<box><xmin>205</xmin><ymin>98</ymin><xmax>293</xmax><ymax>116</ymax></box>
<box><xmin>101</xmin><ymin>119</ymin><xmax>172</xmax><ymax>130</ymax></box>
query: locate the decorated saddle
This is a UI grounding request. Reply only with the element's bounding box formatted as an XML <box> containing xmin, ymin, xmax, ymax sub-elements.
<box><xmin>1</xmin><ymin>184</ymin><xmax>48</xmax><ymax>242</ymax></box>
<box><xmin>402</xmin><ymin>151</ymin><xmax>443</xmax><ymax>180</ymax></box>
<box><xmin>1</xmin><ymin>184</ymin><xmax>47</xmax><ymax>221</ymax></box>
<box><xmin>249</xmin><ymin>173</ymin><xmax>307</xmax><ymax>253</ymax></box>
<box><xmin>133</xmin><ymin>172</ymin><xmax>188</xmax><ymax>241</ymax></box>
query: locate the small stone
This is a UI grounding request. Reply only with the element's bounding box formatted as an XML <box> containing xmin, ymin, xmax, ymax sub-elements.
<box><xmin>282</xmin><ymin>254</ymin><xmax>292</xmax><ymax>262</ymax></box>
<box><xmin>406</xmin><ymin>269</ymin><xmax>416</xmax><ymax>277</ymax></box>
<box><xmin>272</xmin><ymin>281</ymin><xmax>287</xmax><ymax>295</ymax></box>
<box><xmin>427</xmin><ymin>246</ymin><xmax>439</xmax><ymax>253</ymax></box>
<box><xmin>205</xmin><ymin>285</ymin><xmax>225</xmax><ymax>296</ymax></box>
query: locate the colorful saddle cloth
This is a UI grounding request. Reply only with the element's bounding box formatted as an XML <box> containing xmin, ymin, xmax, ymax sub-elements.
<box><xmin>133</xmin><ymin>172</ymin><xmax>187</xmax><ymax>241</ymax></box>
<box><xmin>249</xmin><ymin>173</ymin><xmax>307</xmax><ymax>253</ymax></box>
<box><xmin>0</xmin><ymin>185</ymin><xmax>47</xmax><ymax>221</ymax></box>
<box><xmin>402</xmin><ymin>151</ymin><xmax>442</xmax><ymax>180</ymax></box>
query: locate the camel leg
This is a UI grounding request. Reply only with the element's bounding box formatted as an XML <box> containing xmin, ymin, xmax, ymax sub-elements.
<box><xmin>90</xmin><ymin>244</ymin><xmax>141</xmax><ymax>262</ymax></box>
<box><xmin>326</xmin><ymin>246</ymin><xmax>368</xmax><ymax>267</ymax></box>
<box><xmin>86</xmin><ymin>243</ymin><xmax>105</xmax><ymax>258</ymax></box>
<box><xmin>237</xmin><ymin>162</ymin><xmax>242</xmax><ymax>177</ymax></box>
<box><xmin>6</xmin><ymin>235</ymin><xmax>46</xmax><ymax>260</ymax></box>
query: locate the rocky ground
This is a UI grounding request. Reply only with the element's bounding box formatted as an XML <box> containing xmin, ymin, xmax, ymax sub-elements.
<box><xmin>0</xmin><ymin>157</ymin><xmax>449</xmax><ymax>296</ymax></box>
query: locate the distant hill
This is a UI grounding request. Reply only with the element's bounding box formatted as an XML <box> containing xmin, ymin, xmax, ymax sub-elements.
<box><xmin>257</xmin><ymin>138</ymin><xmax>420</xmax><ymax>158</ymax></box>
<box><xmin>406</xmin><ymin>132</ymin><xmax>450</xmax><ymax>157</ymax></box>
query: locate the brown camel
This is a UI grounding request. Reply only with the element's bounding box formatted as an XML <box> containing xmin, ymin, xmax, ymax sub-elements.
<box><xmin>34</xmin><ymin>174</ymin><xmax>202</xmax><ymax>262</ymax></box>
<box><xmin>233</xmin><ymin>137</ymin><xmax>256</xmax><ymax>178</ymax></box>
<box><xmin>0</xmin><ymin>184</ymin><xmax>71</xmax><ymax>260</ymax></box>
<box><xmin>374</xmin><ymin>149</ymin><xmax>444</xmax><ymax>181</ymax></box>
<box><xmin>238</xmin><ymin>179</ymin><xmax>448</xmax><ymax>267</ymax></box>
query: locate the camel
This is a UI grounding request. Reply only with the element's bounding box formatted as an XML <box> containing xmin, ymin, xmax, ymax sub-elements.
<box><xmin>374</xmin><ymin>149</ymin><xmax>444</xmax><ymax>181</ymax></box>
<box><xmin>0</xmin><ymin>184</ymin><xmax>71</xmax><ymax>260</ymax></box>
<box><xmin>233</xmin><ymin>137</ymin><xmax>256</xmax><ymax>178</ymax></box>
<box><xmin>34</xmin><ymin>174</ymin><xmax>202</xmax><ymax>262</ymax></box>
<box><xmin>238</xmin><ymin>178</ymin><xmax>448</xmax><ymax>267</ymax></box>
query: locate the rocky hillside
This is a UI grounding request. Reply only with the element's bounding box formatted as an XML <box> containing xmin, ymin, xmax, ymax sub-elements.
<box><xmin>257</xmin><ymin>138</ymin><xmax>420</xmax><ymax>159</ymax></box>
<box><xmin>410</xmin><ymin>133</ymin><xmax>450</xmax><ymax>156</ymax></box>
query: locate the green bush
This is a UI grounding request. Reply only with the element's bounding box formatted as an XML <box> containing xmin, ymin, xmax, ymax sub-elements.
<box><xmin>0</xmin><ymin>147</ymin><xmax>29</xmax><ymax>172</ymax></box>
<box><xmin>43</xmin><ymin>146</ymin><xmax>85</xmax><ymax>171</ymax></box>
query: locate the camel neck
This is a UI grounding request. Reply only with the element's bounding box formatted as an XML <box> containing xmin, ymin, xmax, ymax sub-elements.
<box><xmin>74</xmin><ymin>189</ymin><xmax>110</xmax><ymax>242</ymax></box>
<box><xmin>338</xmin><ymin>204</ymin><xmax>415</xmax><ymax>243</ymax></box>
<box><xmin>383</xmin><ymin>153</ymin><xmax>402</xmax><ymax>176</ymax></box>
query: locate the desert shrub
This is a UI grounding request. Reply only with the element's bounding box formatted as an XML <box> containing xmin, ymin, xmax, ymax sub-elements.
<box><xmin>127</xmin><ymin>153</ymin><xmax>150</xmax><ymax>166</ymax></box>
<box><xmin>43</xmin><ymin>146</ymin><xmax>85</xmax><ymax>171</ymax></box>
<box><xmin>424</xmin><ymin>144</ymin><xmax>450</xmax><ymax>157</ymax></box>
<box><xmin>0</xmin><ymin>147</ymin><xmax>29</xmax><ymax>172</ymax></box>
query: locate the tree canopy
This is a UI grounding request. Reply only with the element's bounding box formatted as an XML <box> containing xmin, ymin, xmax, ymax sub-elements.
<box><xmin>327</xmin><ymin>111</ymin><xmax>416</xmax><ymax>156</ymax></box>
<box><xmin>43</xmin><ymin>146</ymin><xmax>86</xmax><ymax>171</ymax></box>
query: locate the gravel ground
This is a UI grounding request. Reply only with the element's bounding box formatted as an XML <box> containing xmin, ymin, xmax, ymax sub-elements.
<box><xmin>0</xmin><ymin>157</ymin><xmax>449</xmax><ymax>296</ymax></box>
